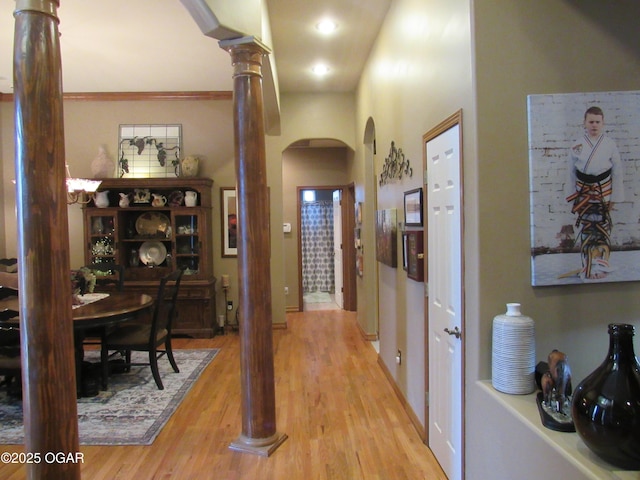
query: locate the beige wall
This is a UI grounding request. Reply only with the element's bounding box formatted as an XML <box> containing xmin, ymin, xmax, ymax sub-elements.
<box><xmin>468</xmin><ymin>1</ymin><xmax>640</xmax><ymax>478</ymax></box>
<box><xmin>1</xmin><ymin>97</ymin><xmax>243</xmax><ymax>321</ymax></box>
<box><xmin>281</xmin><ymin>147</ymin><xmax>351</xmax><ymax>309</ymax></box>
<box><xmin>354</xmin><ymin>0</ymin><xmax>640</xmax><ymax>475</ymax></box>
<box><xmin>355</xmin><ymin>0</ymin><xmax>475</xmax><ymax>429</ymax></box>
<box><xmin>266</xmin><ymin>92</ymin><xmax>357</xmax><ymax>324</ymax></box>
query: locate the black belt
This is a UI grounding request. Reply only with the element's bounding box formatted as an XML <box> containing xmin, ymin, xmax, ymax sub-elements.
<box><xmin>576</xmin><ymin>168</ymin><xmax>611</xmax><ymax>183</ymax></box>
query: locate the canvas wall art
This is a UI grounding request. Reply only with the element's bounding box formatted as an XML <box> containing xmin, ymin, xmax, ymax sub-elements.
<box><xmin>528</xmin><ymin>90</ymin><xmax>640</xmax><ymax>285</ymax></box>
<box><xmin>376</xmin><ymin>208</ymin><xmax>397</xmax><ymax>268</ymax></box>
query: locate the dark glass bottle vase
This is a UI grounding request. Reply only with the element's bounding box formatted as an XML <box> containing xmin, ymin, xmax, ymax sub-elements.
<box><xmin>571</xmin><ymin>323</ymin><xmax>640</xmax><ymax>470</ymax></box>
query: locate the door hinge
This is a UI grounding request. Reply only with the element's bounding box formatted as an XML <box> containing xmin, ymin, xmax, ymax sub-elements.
<box><xmin>425</xmin><ymin>391</ymin><xmax>429</xmax><ymax>406</ymax></box>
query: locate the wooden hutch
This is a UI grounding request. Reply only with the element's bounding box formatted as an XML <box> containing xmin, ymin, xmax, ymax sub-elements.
<box><xmin>82</xmin><ymin>177</ymin><xmax>216</xmax><ymax>337</ymax></box>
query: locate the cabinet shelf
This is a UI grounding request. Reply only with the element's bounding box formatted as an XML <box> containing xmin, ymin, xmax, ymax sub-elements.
<box><xmin>83</xmin><ymin>177</ymin><xmax>216</xmax><ymax>337</ymax></box>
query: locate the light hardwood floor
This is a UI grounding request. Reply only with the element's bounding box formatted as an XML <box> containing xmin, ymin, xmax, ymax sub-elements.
<box><xmin>1</xmin><ymin>310</ymin><xmax>446</xmax><ymax>480</ymax></box>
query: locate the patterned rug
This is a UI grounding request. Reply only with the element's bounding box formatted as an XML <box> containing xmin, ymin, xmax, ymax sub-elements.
<box><xmin>0</xmin><ymin>349</ymin><xmax>218</xmax><ymax>445</ymax></box>
<box><xmin>303</xmin><ymin>291</ymin><xmax>332</xmax><ymax>304</ymax></box>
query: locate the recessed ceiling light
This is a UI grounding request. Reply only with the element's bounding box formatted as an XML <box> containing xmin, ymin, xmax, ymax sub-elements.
<box><xmin>311</xmin><ymin>64</ymin><xmax>330</xmax><ymax>76</ymax></box>
<box><xmin>316</xmin><ymin>19</ymin><xmax>337</xmax><ymax>34</ymax></box>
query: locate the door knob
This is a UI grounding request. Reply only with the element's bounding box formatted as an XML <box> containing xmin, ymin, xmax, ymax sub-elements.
<box><xmin>444</xmin><ymin>326</ymin><xmax>461</xmax><ymax>339</ymax></box>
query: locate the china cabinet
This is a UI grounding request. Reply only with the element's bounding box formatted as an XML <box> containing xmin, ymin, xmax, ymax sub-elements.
<box><xmin>82</xmin><ymin>177</ymin><xmax>216</xmax><ymax>337</ymax></box>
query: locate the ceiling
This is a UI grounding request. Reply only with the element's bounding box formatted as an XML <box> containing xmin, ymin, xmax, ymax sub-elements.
<box><xmin>0</xmin><ymin>0</ymin><xmax>390</xmax><ymax>96</ymax></box>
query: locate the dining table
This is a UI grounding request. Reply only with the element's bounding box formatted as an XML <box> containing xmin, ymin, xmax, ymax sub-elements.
<box><xmin>0</xmin><ymin>291</ymin><xmax>154</xmax><ymax>397</ymax></box>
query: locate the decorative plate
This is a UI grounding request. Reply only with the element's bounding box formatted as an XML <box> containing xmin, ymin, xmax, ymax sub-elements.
<box><xmin>135</xmin><ymin>212</ymin><xmax>170</xmax><ymax>237</ymax></box>
<box><xmin>139</xmin><ymin>241</ymin><xmax>167</xmax><ymax>266</ymax></box>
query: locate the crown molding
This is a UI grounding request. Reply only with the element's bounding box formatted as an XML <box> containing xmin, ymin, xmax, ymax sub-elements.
<box><xmin>0</xmin><ymin>91</ymin><xmax>232</xmax><ymax>102</ymax></box>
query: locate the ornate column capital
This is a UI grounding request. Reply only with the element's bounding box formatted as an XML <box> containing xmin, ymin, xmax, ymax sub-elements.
<box><xmin>220</xmin><ymin>36</ymin><xmax>271</xmax><ymax>79</ymax></box>
<box><xmin>14</xmin><ymin>0</ymin><xmax>59</xmax><ymax>18</ymax></box>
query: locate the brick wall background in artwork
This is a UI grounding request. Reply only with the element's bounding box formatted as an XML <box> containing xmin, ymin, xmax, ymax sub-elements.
<box><xmin>528</xmin><ymin>90</ymin><xmax>640</xmax><ymax>253</ymax></box>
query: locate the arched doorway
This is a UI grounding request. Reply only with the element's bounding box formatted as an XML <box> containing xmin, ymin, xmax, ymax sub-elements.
<box><xmin>281</xmin><ymin>138</ymin><xmax>356</xmax><ymax>313</ymax></box>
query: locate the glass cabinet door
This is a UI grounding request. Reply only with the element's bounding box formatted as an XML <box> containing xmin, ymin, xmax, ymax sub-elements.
<box><xmin>175</xmin><ymin>214</ymin><xmax>200</xmax><ymax>276</ymax></box>
<box><xmin>86</xmin><ymin>211</ymin><xmax>117</xmax><ymax>264</ymax></box>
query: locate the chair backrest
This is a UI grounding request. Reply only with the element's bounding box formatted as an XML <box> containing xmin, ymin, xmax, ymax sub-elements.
<box><xmin>149</xmin><ymin>269</ymin><xmax>184</xmax><ymax>345</ymax></box>
<box><xmin>0</xmin><ymin>258</ymin><xmax>17</xmax><ymax>273</ymax></box>
<box><xmin>84</xmin><ymin>263</ymin><xmax>125</xmax><ymax>292</ymax></box>
<box><xmin>0</xmin><ymin>258</ymin><xmax>19</xmax><ymax>301</ymax></box>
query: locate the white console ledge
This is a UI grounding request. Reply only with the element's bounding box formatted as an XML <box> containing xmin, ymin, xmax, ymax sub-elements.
<box><xmin>477</xmin><ymin>380</ymin><xmax>640</xmax><ymax>480</ymax></box>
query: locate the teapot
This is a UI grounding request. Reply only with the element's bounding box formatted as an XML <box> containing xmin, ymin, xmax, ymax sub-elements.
<box><xmin>185</xmin><ymin>191</ymin><xmax>197</xmax><ymax>207</ymax></box>
<box><xmin>119</xmin><ymin>192</ymin><xmax>131</xmax><ymax>208</ymax></box>
<box><xmin>94</xmin><ymin>190</ymin><xmax>110</xmax><ymax>208</ymax></box>
<box><xmin>151</xmin><ymin>193</ymin><xmax>167</xmax><ymax>207</ymax></box>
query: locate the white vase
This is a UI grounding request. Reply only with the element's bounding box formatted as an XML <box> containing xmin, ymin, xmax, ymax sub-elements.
<box><xmin>91</xmin><ymin>145</ymin><xmax>115</xmax><ymax>178</ymax></box>
<box><xmin>492</xmin><ymin>303</ymin><xmax>536</xmax><ymax>394</ymax></box>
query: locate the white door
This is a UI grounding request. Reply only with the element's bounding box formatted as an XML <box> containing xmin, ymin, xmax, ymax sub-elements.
<box><xmin>426</xmin><ymin>123</ymin><xmax>463</xmax><ymax>480</ymax></box>
<box><xmin>333</xmin><ymin>190</ymin><xmax>344</xmax><ymax>308</ymax></box>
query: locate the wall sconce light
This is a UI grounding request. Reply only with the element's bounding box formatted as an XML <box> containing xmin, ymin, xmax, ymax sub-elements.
<box><xmin>66</xmin><ymin>165</ymin><xmax>101</xmax><ymax>205</ymax></box>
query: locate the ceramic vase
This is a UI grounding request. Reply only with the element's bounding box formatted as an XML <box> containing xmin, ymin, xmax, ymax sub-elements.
<box><xmin>180</xmin><ymin>155</ymin><xmax>200</xmax><ymax>177</ymax></box>
<box><xmin>90</xmin><ymin>145</ymin><xmax>115</xmax><ymax>178</ymax></box>
<box><xmin>492</xmin><ymin>303</ymin><xmax>536</xmax><ymax>394</ymax></box>
<box><xmin>571</xmin><ymin>324</ymin><xmax>640</xmax><ymax>470</ymax></box>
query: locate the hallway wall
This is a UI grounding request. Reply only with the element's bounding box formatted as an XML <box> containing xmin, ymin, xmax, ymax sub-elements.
<box><xmin>355</xmin><ymin>0</ymin><xmax>475</xmax><ymax>430</ymax></box>
<box><xmin>468</xmin><ymin>1</ymin><xmax>640</xmax><ymax>476</ymax></box>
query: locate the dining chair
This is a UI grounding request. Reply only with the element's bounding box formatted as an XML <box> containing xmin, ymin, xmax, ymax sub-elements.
<box><xmin>0</xmin><ymin>348</ymin><xmax>21</xmax><ymax>396</ymax></box>
<box><xmin>0</xmin><ymin>258</ymin><xmax>18</xmax><ymax>301</ymax></box>
<box><xmin>0</xmin><ymin>274</ymin><xmax>20</xmax><ymax>396</ymax></box>
<box><xmin>102</xmin><ymin>269</ymin><xmax>183</xmax><ymax>390</ymax></box>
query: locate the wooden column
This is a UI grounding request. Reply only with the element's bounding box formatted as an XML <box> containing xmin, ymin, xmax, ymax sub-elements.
<box><xmin>13</xmin><ymin>1</ymin><xmax>80</xmax><ymax>478</ymax></box>
<box><xmin>221</xmin><ymin>37</ymin><xmax>287</xmax><ymax>456</ymax></box>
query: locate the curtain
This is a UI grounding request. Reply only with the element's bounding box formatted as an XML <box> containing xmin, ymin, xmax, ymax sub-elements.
<box><xmin>301</xmin><ymin>201</ymin><xmax>335</xmax><ymax>293</ymax></box>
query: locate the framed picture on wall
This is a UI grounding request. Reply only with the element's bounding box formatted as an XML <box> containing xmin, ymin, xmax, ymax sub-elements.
<box><xmin>404</xmin><ymin>188</ymin><xmax>423</xmax><ymax>226</ymax></box>
<box><xmin>402</xmin><ymin>230</ymin><xmax>424</xmax><ymax>281</ymax></box>
<box><xmin>375</xmin><ymin>208</ymin><xmax>397</xmax><ymax>268</ymax></box>
<box><xmin>221</xmin><ymin>188</ymin><xmax>237</xmax><ymax>257</ymax></box>
<box><xmin>528</xmin><ymin>90</ymin><xmax>640</xmax><ymax>285</ymax></box>
<box><xmin>355</xmin><ymin>202</ymin><xmax>363</xmax><ymax>225</ymax></box>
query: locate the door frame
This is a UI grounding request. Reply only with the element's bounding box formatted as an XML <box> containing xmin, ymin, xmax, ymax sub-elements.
<box><xmin>296</xmin><ymin>184</ymin><xmax>357</xmax><ymax>312</ymax></box>
<box><xmin>422</xmin><ymin>110</ymin><xmax>465</xmax><ymax>474</ymax></box>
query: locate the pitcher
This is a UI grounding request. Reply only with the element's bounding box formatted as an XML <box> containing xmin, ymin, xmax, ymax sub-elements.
<box><xmin>151</xmin><ymin>193</ymin><xmax>167</xmax><ymax>207</ymax></box>
<box><xmin>94</xmin><ymin>190</ymin><xmax>110</xmax><ymax>208</ymax></box>
<box><xmin>185</xmin><ymin>191</ymin><xmax>197</xmax><ymax>207</ymax></box>
<box><xmin>119</xmin><ymin>192</ymin><xmax>131</xmax><ymax>208</ymax></box>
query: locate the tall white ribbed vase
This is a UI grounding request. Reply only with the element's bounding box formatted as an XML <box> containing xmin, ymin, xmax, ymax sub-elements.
<box><xmin>492</xmin><ymin>303</ymin><xmax>536</xmax><ymax>394</ymax></box>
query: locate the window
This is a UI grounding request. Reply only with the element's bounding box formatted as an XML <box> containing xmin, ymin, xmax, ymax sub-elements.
<box><xmin>302</xmin><ymin>190</ymin><xmax>316</xmax><ymax>203</ymax></box>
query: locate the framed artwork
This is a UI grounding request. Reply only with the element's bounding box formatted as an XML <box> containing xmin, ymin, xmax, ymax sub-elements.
<box><xmin>404</xmin><ymin>188</ymin><xmax>423</xmax><ymax>226</ymax></box>
<box><xmin>221</xmin><ymin>188</ymin><xmax>237</xmax><ymax>257</ymax></box>
<box><xmin>375</xmin><ymin>208</ymin><xmax>397</xmax><ymax>268</ymax></box>
<box><xmin>402</xmin><ymin>230</ymin><xmax>424</xmax><ymax>281</ymax></box>
<box><xmin>528</xmin><ymin>90</ymin><xmax>640</xmax><ymax>285</ymax></box>
<box><xmin>118</xmin><ymin>124</ymin><xmax>182</xmax><ymax>178</ymax></box>
<box><xmin>355</xmin><ymin>202</ymin><xmax>363</xmax><ymax>225</ymax></box>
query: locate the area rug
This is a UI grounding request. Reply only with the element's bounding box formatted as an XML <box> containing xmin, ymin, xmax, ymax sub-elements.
<box><xmin>0</xmin><ymin>349</ymin><xmax>218</xmax><ymax>446</ymax></box>
<box><xmin>303</xmin><ymin>291</ymin><xmax>332</xmax><ymax>304</ymax></box>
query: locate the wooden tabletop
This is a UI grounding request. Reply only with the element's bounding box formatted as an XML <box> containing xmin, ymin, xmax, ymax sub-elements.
<box><xmin>0</xmin><ymin>291</ymin><xmax>154</xmax><ymax>329</ymax></box>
